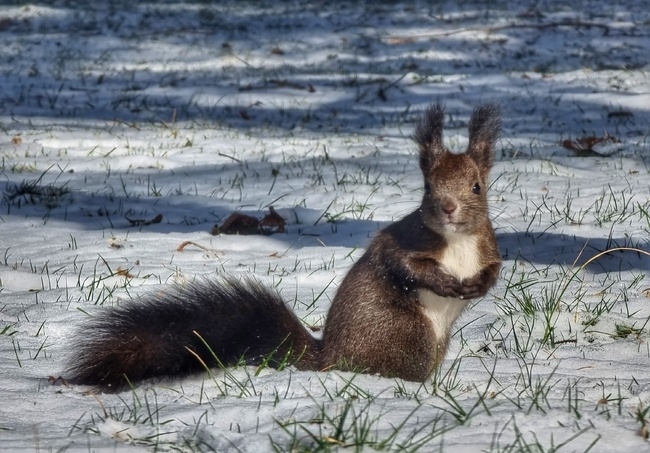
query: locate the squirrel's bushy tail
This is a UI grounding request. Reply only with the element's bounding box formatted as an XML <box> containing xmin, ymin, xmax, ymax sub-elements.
<box><xmin>67</xmin><ymin>278</ymin><xmax>320</xmax><ymax>392</ymax></box>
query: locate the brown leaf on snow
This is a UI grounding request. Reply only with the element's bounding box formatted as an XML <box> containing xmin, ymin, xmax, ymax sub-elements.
<box><xmin>270</xmin><ymin>79</ymin><xmax>316</xmax><ymax>92</ymax></box>
<box><xmin>126</xmin><ymin>213</ymin><xmax>163</xmax><ymax>227</ymax></box>
<box><xmin>259</xmin><ymin>206</ymin><xmax>286</xmax><ymax>234</ymax></box>
<box><xmin>0</xmin><ymin>18</ymin><xmax>14</xmax><ymax>31</ymax></box>
<box><xmin>116</xmin><ymin>267</ymin><xmax>135</xmax><ymax>278</ymax></box>
<box><xmin>213</xmin><ymin>207</ymin><xmax>286</xmax><ymax>236</ymax></box>
<box><xmin>387</xmin><ymin>37</ymin><xmax>415</xmax><ymax>45</ymax></box>
<box><xmin>561</xmin><ymin>134</ymin><xmax>620</xmax><ymax>156</ymax></box>
<box><xmin>607</xmin><ymin>110</ymin><xmax>633</xmax><ymax>119</ymax></box>
<box><xmin>176</xmin><ymin>241</ymin><xmax>221</xmax><ymax>256</ymax></box>
<box><xmin>216</xmin><ymin>212</ymin><xmax>260</xmax><ymax>235</ymax></box>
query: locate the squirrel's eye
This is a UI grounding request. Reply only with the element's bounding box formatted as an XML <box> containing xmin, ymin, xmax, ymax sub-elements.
<box><xmin>424</xmin><ymin>183</ymin><xmax>431</xmax><ymax>195</ymax></box>
<box><xmin>472</xmin><ymin>182</ymin><xmax>481</xmax><ymax>194</ymax></box>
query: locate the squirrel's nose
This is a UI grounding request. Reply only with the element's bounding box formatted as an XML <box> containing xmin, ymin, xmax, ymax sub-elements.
<box><xmin>441</xmin><ymin>198</ymin><xmax>457</xmax><ymax>215</ymax></box>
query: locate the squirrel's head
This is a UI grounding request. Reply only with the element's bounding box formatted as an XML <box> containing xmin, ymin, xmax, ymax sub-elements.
<box><xmin>413</xmin><ymin>103</ymin><xmax>500</xmax><ymax>238</ymax></box>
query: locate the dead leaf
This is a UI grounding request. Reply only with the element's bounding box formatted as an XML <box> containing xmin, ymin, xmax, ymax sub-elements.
<box><xmin>215</xmin><ymin>212</ymin><xmax>260</xmax><ymax>235</ymax></box>
<box><xmin>561</xmin><ymin>134</ymin><xmax>620</xmax><ymax>156</ymax></box>
<box><xmin>213</xmin><ymin>207</ymin><xmax>286</xmax><ymax>236</ymax></box>
<box><xmin>116</xmin><ymin>267</ymin><xmax>134</xmax><ymax>278</ymax></box>
<box><xmin>47</xmin><ymin>376</ymin><xmax>69</xmax><ymax>388</ymax></box>
<box><xmin>177</xmin><ymin>240</ymin><xmax>212</xmax><ymax>252</ymax></box>
<box><xmin>108</xmin><ymin>237</ymin><xmax>124</xmax><ymax>249</ymax></box>
<box><xmin>387</xmin><ymin>37</ymin><xmax>415</xmax><ymax>45</ymax></box>
<box><xmin>126</xmin><ymin>213</ymin><xmax>163</xmax><ymax>227</ymax></box>
<box><xmin>607</xmin><ymin>110</ymin><xmax>633</xmax><ymax>119</ymax></box>
<box><xmin>259</xmin><ymin>206</ymin><xmax>286</xmax><ymax>234</ymax></box>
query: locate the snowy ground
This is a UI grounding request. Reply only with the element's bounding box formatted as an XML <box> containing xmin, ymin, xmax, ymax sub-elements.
<box><xmin>1</xmin><ymin>1</ymin><xmax>650</xmax><ymax>451</ymax></box>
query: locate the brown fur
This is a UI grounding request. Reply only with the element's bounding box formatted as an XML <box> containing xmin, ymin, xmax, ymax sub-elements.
<box><xmin>321</xmin><ymin>103</ymin><xmax>501</xmax><ymax>378</ymax></box>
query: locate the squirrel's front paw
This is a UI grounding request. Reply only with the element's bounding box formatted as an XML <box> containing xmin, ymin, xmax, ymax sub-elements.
<box><xmin>458</xmin><ymin>274</ymin><xmax>490</xmax><ymax>299</ymax></box>
<box><xmin>430</xmin><ymin>273</ymin><xmax>465</xmax><ymax>298</ymax></box>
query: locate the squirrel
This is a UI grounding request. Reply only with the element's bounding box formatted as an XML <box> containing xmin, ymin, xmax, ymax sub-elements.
<box><xmin>66</xmin><ymin>103</ymin><xmax>502</xmax><ymax>392</ymax></box>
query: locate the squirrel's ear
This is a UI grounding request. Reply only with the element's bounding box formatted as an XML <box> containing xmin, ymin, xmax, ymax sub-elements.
<box><xmin>467</xmin><ymin>104</ymin><xmax>500</xmax><ymax>172</ymax></box>
<box><xmin>413</xmin><ymin>103</ymin><xmax>445</xmax><ymax>175</ymax></box>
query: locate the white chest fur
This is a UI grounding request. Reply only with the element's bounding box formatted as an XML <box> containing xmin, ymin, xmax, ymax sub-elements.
<box><xmin>438</xmin><ymin>233</ymin><xmax>481</xmax><ymax>280</ymax></box>
<box><xmin>419</xmin><ymin>234</ymin><xmax>481</xmax><ymax>341</ymax></box>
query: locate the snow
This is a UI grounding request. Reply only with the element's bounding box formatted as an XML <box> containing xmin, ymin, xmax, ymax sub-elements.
<box><xmin>1</xmin><ymin>0</ymin><xmax>650</xmax><ymax>451</ymax></box>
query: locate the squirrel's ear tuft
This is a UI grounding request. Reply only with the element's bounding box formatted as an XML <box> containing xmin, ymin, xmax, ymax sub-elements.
<box><xmin>413</xmin><ymin>103</ymin><xmax>445</xmax><ymax>174</ymax></box>
<box><xmin>467</xmin><ymin>104</ymin><xmax>500</xmax><ymax>172</ymax></box>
